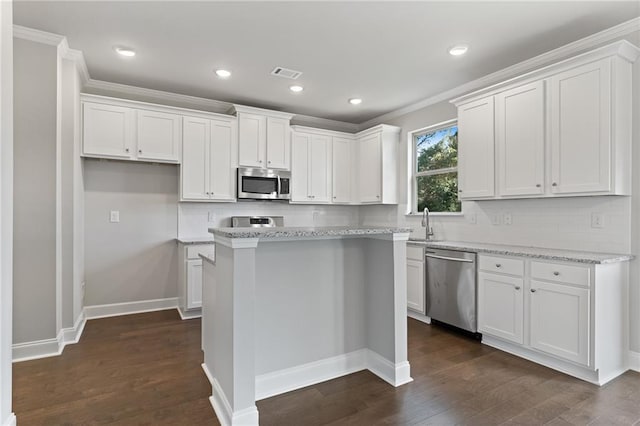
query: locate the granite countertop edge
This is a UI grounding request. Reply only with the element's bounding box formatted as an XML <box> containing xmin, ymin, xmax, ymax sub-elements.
<box><xmin>209</xmin><ymin>226</ymin><xmax>413</xmax><ymax>239</ymax></box>
<box><xmin>175</xmin><ymin>237</ymin><xmax>216</xmax><ymax>245</ymax></box>
<box><xmin>408</xmin><ymin>240</ymin><xmax>633</xmax><ymax>264</ymax></box>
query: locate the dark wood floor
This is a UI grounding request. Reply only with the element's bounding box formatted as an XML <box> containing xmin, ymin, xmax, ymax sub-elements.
<box><xmin>13</xmin><ymin>310</ymin><xmax>640</xmax><ymax>425</ymax></box>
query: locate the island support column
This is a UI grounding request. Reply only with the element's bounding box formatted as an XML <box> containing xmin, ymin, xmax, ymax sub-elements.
<box><xmin>202</xmin><ymin>237</ymin><xmax>260</xmax><ymax>426</ymax></box>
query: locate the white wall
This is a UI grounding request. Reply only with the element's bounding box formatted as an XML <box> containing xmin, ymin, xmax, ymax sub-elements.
<box><xmin>83</xmin><ymin>159</ymin><xmax>179</xmax><ymax>306</ymax></box>
<box><xmin>13</xmin><ymin>38</ymin><xmax>58</xmax><ymax>344</ymax></box>
<box><xmin>0</xmin><ymin>1</ymin><xmax>14</xmax><ymax>423</ymax></box>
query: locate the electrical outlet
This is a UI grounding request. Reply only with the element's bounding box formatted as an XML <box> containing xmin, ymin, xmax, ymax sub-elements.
<box><xmin>503</xmin><ymin>213</ymin><xmax>512</xmax><ymax>225</ymax></box>
<box><xmin>208</xmin><ymin>211</ymin><xmax>216</xmax><ymax>222</ymax></box>
<box><xmin>491</xmin><ymin>214</ymin><xmax>501</xmax><ymax>226</ymax></box>
<box><xmin>109</xmin><ymin>210</ymin><xmax>120</xmax><ymax>223</ymax></box>
<box><xmin>467</xmin><ymin>213</ymin><xmax>477</xmax><ymax>224</ymax></box>
<box><xmin>591</xmin><ymin>212</ymin><xmax>604</xmax><ymax>229</ymax></box>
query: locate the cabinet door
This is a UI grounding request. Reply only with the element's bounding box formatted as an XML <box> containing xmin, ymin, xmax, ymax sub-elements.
<box><xmin>549</xmin><ymin>59</ymin><xmax>611</xmax><ymax>194</ymax></box>
<box><xmin>407</xmin><ymin>259</ymin><xmax>425</xmax><ymax>314</ymax></box>
<box><xmin>291</xmin><ymin>132</ymin><xmax>310</xmax><ymax>202</ymax></box>
<box><xmin>496</xmin><ymin>82</ymin><xmax>545</xmax><ymax>196</ymax></box>
<box><xmin>186</xmin><ymin>259</ymin><xmax>203</xmax><ymax>310</ymax></box>
<box><xmin>238</xmin><ymin>113</ymin><xmax>266</xmax><ymax>168</ymax></box>
<box><xmin>529</xmin><ymin>280</ymin><xmax>590</xmax><ymax>365</ymax></box>
<box><xmin>266</xmin><ymin>117</ymin><xmax>290</xmax><ymax>170</ymax></box>
<box><xmin>309</xmin><ymin>134</ymin><xmax>331</xmax><ymax>203</ymax></box>
<box><xmin>332</xmin><ymin>137</ymin><xmax>352</xmax><ymax>203</ymax></box>
<box><xmin>457</xmin><ymin>97</ymin><xmax>495</xmax><ymax>199</ymax></box>
<box><xmin>83</xmin><ymin>102</ymin><xmax>134</xmax><ymax>158</ymax></box>
<box><xmin>181</xmin><ymin>117</ymin><xmax>210</xmax><ymax>201</ymax></box>
<box><xmin>136</xmin><ymin>110</ymin><xmax>182</xmax><ymax>162</ymax></box>
<box><xmin>209</xmin><ymin>118</ymin><xmax>237</xmax><ymax>201</ymax></box>
<box><xmin>358</xmin><ymin>133</ymin><xmax>382</xmax><ymax>203</ymax></box>
<box><xmin>478</xmin><ymin>272</ymin><xmax>524</xmax><ymax>344</ymax></box>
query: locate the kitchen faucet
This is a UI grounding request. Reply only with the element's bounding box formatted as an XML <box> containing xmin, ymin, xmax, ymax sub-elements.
<box><xmin>421</xmin><ymin>207</ymin><xmax>434</xmax><ymax>240</ymax></box>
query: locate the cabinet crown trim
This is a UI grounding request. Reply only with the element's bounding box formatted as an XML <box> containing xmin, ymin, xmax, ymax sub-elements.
<box><xmin>231</xmin><ymin>104</ymin><xmax>295</xmax><ymax>120</ymax></box>
<box><xmin>291</xmin><ymin>125</ymin><xmax>356</xmax><ymax>139</ymax></box>
<box><xmin>451</xmin><ymin>40</ymin><xmax>640</xmax><ymax>106</ymax></box>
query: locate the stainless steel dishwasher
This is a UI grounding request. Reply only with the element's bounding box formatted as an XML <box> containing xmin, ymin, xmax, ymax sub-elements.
<box><xmin>425</xmin><ymin>248</ymin><xmax>477</xmax><ymax>333</ymax></box>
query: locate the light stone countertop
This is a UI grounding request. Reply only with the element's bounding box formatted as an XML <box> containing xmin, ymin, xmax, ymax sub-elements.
<box><xmin>175</xmin><ymin>237</ymin><xmax>216</xmax><ymax>245</ymax></box>
<box><xmin>407</xmin><ymin>239</ymin><xmax>633</xmax><ymax>264</ymax></box>
<box><xmin>209</xmin><ymin>226</ymin><xmax>412</xmax><ymax>239</ymax></box>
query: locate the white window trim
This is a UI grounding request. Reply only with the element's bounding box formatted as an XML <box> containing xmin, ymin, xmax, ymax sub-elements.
<box><xmin>407</xmin><ymin>118</ymin><xmax>464</xmax><ymax>216</ymax></box>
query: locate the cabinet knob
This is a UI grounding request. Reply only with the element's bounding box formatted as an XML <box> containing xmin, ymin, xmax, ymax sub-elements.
<box><xmin>259</xmin><ymin>160</ymin><xmax>263</xmax><ymax>163</ymax></box>
<box><xmin>553</xmin><ymin>271</ymin><xmax>560</xmax><ymax>276</ymax></box>
<box><xmin>531</xmin><ymin>289</ymin><xmax>537</xmax><ymax>293</ymax></box>
<box><xmin>552</xmin><ymin>182</ymin><xmax>557</xmax><ymax>187</ymax></box>
<box><xmin>515</xmin><ymin>286</ymin><xmax>521</xmax><ymax>290</ymax></box>
<box><xmin>333</xmin><ymin>196</ymin><xmax>336</xmax><ymax>199</ymax></box>
<box><xmin>268</xmin><ymin>160</ymin><xmax>271</xmax><ymax>164</ymax></box>
<box><xmin>536</xmin><ymin>184</ymin><xmax>541</xmax><ymax>188</ymax></box>
<box><xmin>458</xmin><ymin>190</ymin><xmax>463</xmax><ymax>193</ymax></box>
<box><xmin>138</xmin><ymin>149</ymin><xmax>142</xmax><ymax>154</ymax></box>
<box><xmin>495</xmin><ymin>264</ymin><xmax>501</xmax><ymax>268</ymax></box>
<box><xmin>376</xmin><ymin>195</ymin><xmax>380</xmax><ymax>198</ymax></box>
<box><xmin>125</xmin><ymin>148</ymin><xmax>130</xmax><ymax>153</ymax></box>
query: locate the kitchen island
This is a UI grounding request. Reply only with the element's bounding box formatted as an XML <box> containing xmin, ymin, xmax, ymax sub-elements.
<box><xmin>200</xmin><ymin>226</ymin><xmax>412</xmax><ymax>426</ymax></box>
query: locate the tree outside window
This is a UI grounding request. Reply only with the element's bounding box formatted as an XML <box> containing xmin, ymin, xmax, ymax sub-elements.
<box><xmin>414</xmin><ymin>123</ymin><xmax>461</xmax><ymax>213</ymax></box>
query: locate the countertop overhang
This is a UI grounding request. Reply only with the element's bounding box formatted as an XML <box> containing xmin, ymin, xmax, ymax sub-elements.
<box><xmin>408</xmin><ymin>239</ymin><xmax>633</xmax><ymax>264</ymax></box>
<box><xmin>175</xmin><ymin>237</ymin><xmax>216</xmax><ymax>245</ymax></box>
<box><xmin>209</xmin><ymin>226</ymin><xmax>412</xmax><ymax>240</ymax></box>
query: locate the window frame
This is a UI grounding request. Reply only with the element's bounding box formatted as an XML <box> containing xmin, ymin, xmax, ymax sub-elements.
<box><xmin>407</xmin><ymin>118</ymin><xmax>463</xmax><ymax>216</ymax></box>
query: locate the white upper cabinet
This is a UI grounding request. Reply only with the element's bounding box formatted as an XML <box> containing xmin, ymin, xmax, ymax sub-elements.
<box><xmin>291</xmin><ymin>131</ymin><xmax>331</xmax><ymax>203</ymax></box>
<box><xmin>83</xmin><ymin>102</ymin><xmax>135</xmax><ymax>159</ymax></box>
<box><xmin>357</xmin><ymin>125</ymin><xmax>400</xmax><ymax>204</ymax></box>
<box><xmin>234</xmin><ymin>106</ymin><xmax>294</xmax><ymax>170</ymax></box>
<box><xmin>136</xmin><ymin>109</ymin><xmax>182</xmax><ymax>163</ymax></box>
<box><xmin>496</xmin><ymin>81</ymin><xmax>545</xmax><ymax>197</ymax></box>
<box><xmin>549</xmin><ymin>59</ymin><xmax>612</xmax><ymax>195</ymax></box>
<box><xmin>181</xmin><ymin>115</ymin><xmax>237</xmax><ymax>202</ymax></box>
<box><xmin>332</xmin><ymin>137</ymin><xmax>353</xmax><ymax>203</ymax></box>
<box><xmin>452</xmin><ymin>41</ymin><xmax>638</xmax><ymax>200</ymax></box>
<box><xmin>457</xmin><ymin>97</ymin><xmax>495</xmax><ymax>199</ymax></box>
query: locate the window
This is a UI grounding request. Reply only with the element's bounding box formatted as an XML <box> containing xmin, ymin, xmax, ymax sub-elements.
<box><xmin>412</xmin><ymin>121</ymin><xmax>461</xmax><ymax>213</ymax></box>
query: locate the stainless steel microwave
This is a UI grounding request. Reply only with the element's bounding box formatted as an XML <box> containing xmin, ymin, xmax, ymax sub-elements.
<box><xmin>237</xmin><ymin>167</ymin><xmax>291</xmax><ymax>200</ymax></box>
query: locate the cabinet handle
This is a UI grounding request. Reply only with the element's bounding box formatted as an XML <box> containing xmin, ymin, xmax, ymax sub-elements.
<box><xmin>553</xmin><ymin>271</ymin><xmax>560</xmax><ymax>276</ymax></box>
<box><xmin>495</xmin><ymin>264</ymin><xmax>502</xmax><ymax>268</ymax></box>
<box><xmin>333</xmin><ymin>196</ymin><xmax>337</xmax><ymax>199</ymax></box>
<box><xmin>536</xmin><ymin>184</ymin><xmax>541</xmax><ymax>188</ymax></box>
<box><xmin>552</xmin><ymin>182</ymin><xmax>557</xmax><ymax>187</ymax></box>
<box><xmin>531</xmin><ymin>289</ymin><xmax>537</xmax><ymax>293</ymax></box>
<box><xmin>515</xmin><ymin>286</ymin><xmax>521</xmax><ymax>290</ymax></box>
<box><xmin>458</xmin><ymin>190</ymin><xmax>463</xmax><ymax>193</ymax></box>
<box><xmin>376</xmin><ymin>195</ymin><xmax>380</xmax><ymax>198</ymax></box>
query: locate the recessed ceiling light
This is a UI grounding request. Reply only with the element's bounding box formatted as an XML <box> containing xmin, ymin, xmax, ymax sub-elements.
<box><xmin>215</xmin><ymin>69</ymin><xmax>231</xmax><ymax>78</ymax></box>
<box><xmin>114</xmin><ymin>46</ymin><xmax>136</xmax><ymax>57</ymax></box>
<box><xmin>349</xmin><ymin>98</ymin><xmax>362</xmax><ymax>105</ymax></box>
<box><xmin>448</xmin><ymin>45</ymin><xmax>469</xmax><ymax>56</ymax></box>
<box><xmin>289</xmin><ymin>85</ymin><xmax>304</xmax><ymax>93</ymax></box>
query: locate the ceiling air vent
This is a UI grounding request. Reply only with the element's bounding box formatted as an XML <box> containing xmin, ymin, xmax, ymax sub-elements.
<box><xmin>271</xmin><ymin>66</ymin><xmax>302</xmax><ymax>80</ymax></box>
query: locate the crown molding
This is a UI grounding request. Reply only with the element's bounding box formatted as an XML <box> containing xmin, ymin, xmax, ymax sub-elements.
<box><xmin>291</xmin><ymin>115</ymin><xmax>360</xmax><ymax>133</ymax></box>
<box><xmin>13</xmin><ymin>24</ymin><xmax>64</xmax><ymax>45</ymax></box>
<box><xmin>357</xmin><ymin>16</ymin><xmax>640</xmax><ymax>130</ymax></box>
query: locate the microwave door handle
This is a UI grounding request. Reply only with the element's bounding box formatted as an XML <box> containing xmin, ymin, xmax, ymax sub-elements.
<box><xmin>277</xmin><ymin>175</ymin><xmax>281</xmax><ymax>196</ymax></box>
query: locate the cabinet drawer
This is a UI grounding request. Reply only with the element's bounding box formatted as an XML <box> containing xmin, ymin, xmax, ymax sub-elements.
<box><xmin>187</xmin><ymin>244</ymin><xmax>215</xmax><ymax>260</ymax></box>
<box><xmin>479</xmin><ymin>255</ymin><xmax>524</xmax><ymax>276</ymax></box>
<box><xmin>407</xmin><ymin>245</ymin><xmax>424</xmax><ymax>261</ymax></box>
<box><xmin>531</xmin><ymin>261</ymin><xmax>590</xmax><ymax>287</ymax></box>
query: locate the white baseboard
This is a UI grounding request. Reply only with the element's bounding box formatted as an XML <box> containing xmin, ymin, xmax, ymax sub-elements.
<box><xmin>3</xmin><ymin>413</ymin><xmax>16</xmax><ymax>426</ymax></box>
<box><xmin>84</xmin><ymin>297</ymin><xmax>178</xmax><ymax>320</ymax></box>
<box><xmin>13</xmin><ymin>311</ymin><xmax>86</xmax><ymax>362</ymax></box>
<box><xmin>366</xmin><ymin>349</ymin><xmax>413</xmax><ymax>386</ymax></box>
<box><xmin>255</xmin><ymin>349</ymin><xmax>368</xmax><ymax>400</ymax></box>
<box><xmin>407</xmin><ymin>311</ymin><xmax>431</xmax><ymax>325</ymax></box>
<box><xmin>629</xmin><ymin>350</ymin><xmax>640</xmax><ymax>372</ymax></box>
<box><xmin>177</xmin><ymin>306</ymin><xmax>202</xmax><ymax>320</ymax></box>
<box><xmin>202</xmin><ymin>363</ymin><xmax>259</xmax><ymax>426</ymax></box>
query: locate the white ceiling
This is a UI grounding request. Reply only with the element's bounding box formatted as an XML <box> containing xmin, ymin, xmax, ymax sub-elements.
<box><xmin>13</xmin><ymin>1</ymin><xmax>640</xmax><ymax>124</ymax></box>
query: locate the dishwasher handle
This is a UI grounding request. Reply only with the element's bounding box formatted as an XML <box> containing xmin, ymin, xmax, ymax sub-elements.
<box><xmin>425</xmin><ymin>253</ymin><xmax>475</xmax><ymax>263</ymax></box>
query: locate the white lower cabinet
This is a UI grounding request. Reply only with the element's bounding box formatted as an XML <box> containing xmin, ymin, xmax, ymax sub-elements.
<box><xmin>478</xmin><ymin>272</ymin><xmax>524</xmax><ymax>345</ymax></box>
<box><xmin>177</xmin><ymin>243</ymin><xmax>215</xmax><ymax>318</ymax></box>
<box><xmin>478</xmin><ymin>253</ymin><xmax>627</xmax><ymax>385</ymax></box>
<box><xmin>529</xmin><ymin>280</ymin><xmax>590</xmax><ymax>366</ymax></box>
<box><xmin>406</xmin><ymin>245</ymin><xmax>425</xmax><ymax>314</ymax></box>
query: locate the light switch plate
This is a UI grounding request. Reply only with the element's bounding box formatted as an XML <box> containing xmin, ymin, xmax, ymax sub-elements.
<box><xmin>591</xmin><ymin>212</ymin><xmax>604</xmax><ymax>229</ymax></box>
<box><xmin>208</xmin><ymin>211</ymin><xmax>216</xmax><ymax>222</ymax></box>
<box><xmin>503</xmin><ymin>213</ymin><xmax>512</xmax><ymax>225</ymax></box>
<box><xmin>466</xmin><ymin>213</ymin><xmax>477</xmax><ymax>224</ymax></box>
<box><xmin>491</xmin><ymin>214</ymin><xmax>501</xmax><ymax>226</ymax></box>
<box><xmin>109</xmin><ymin>210</ymin><xmax>120</xmax><ymax>223</ymax></box>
